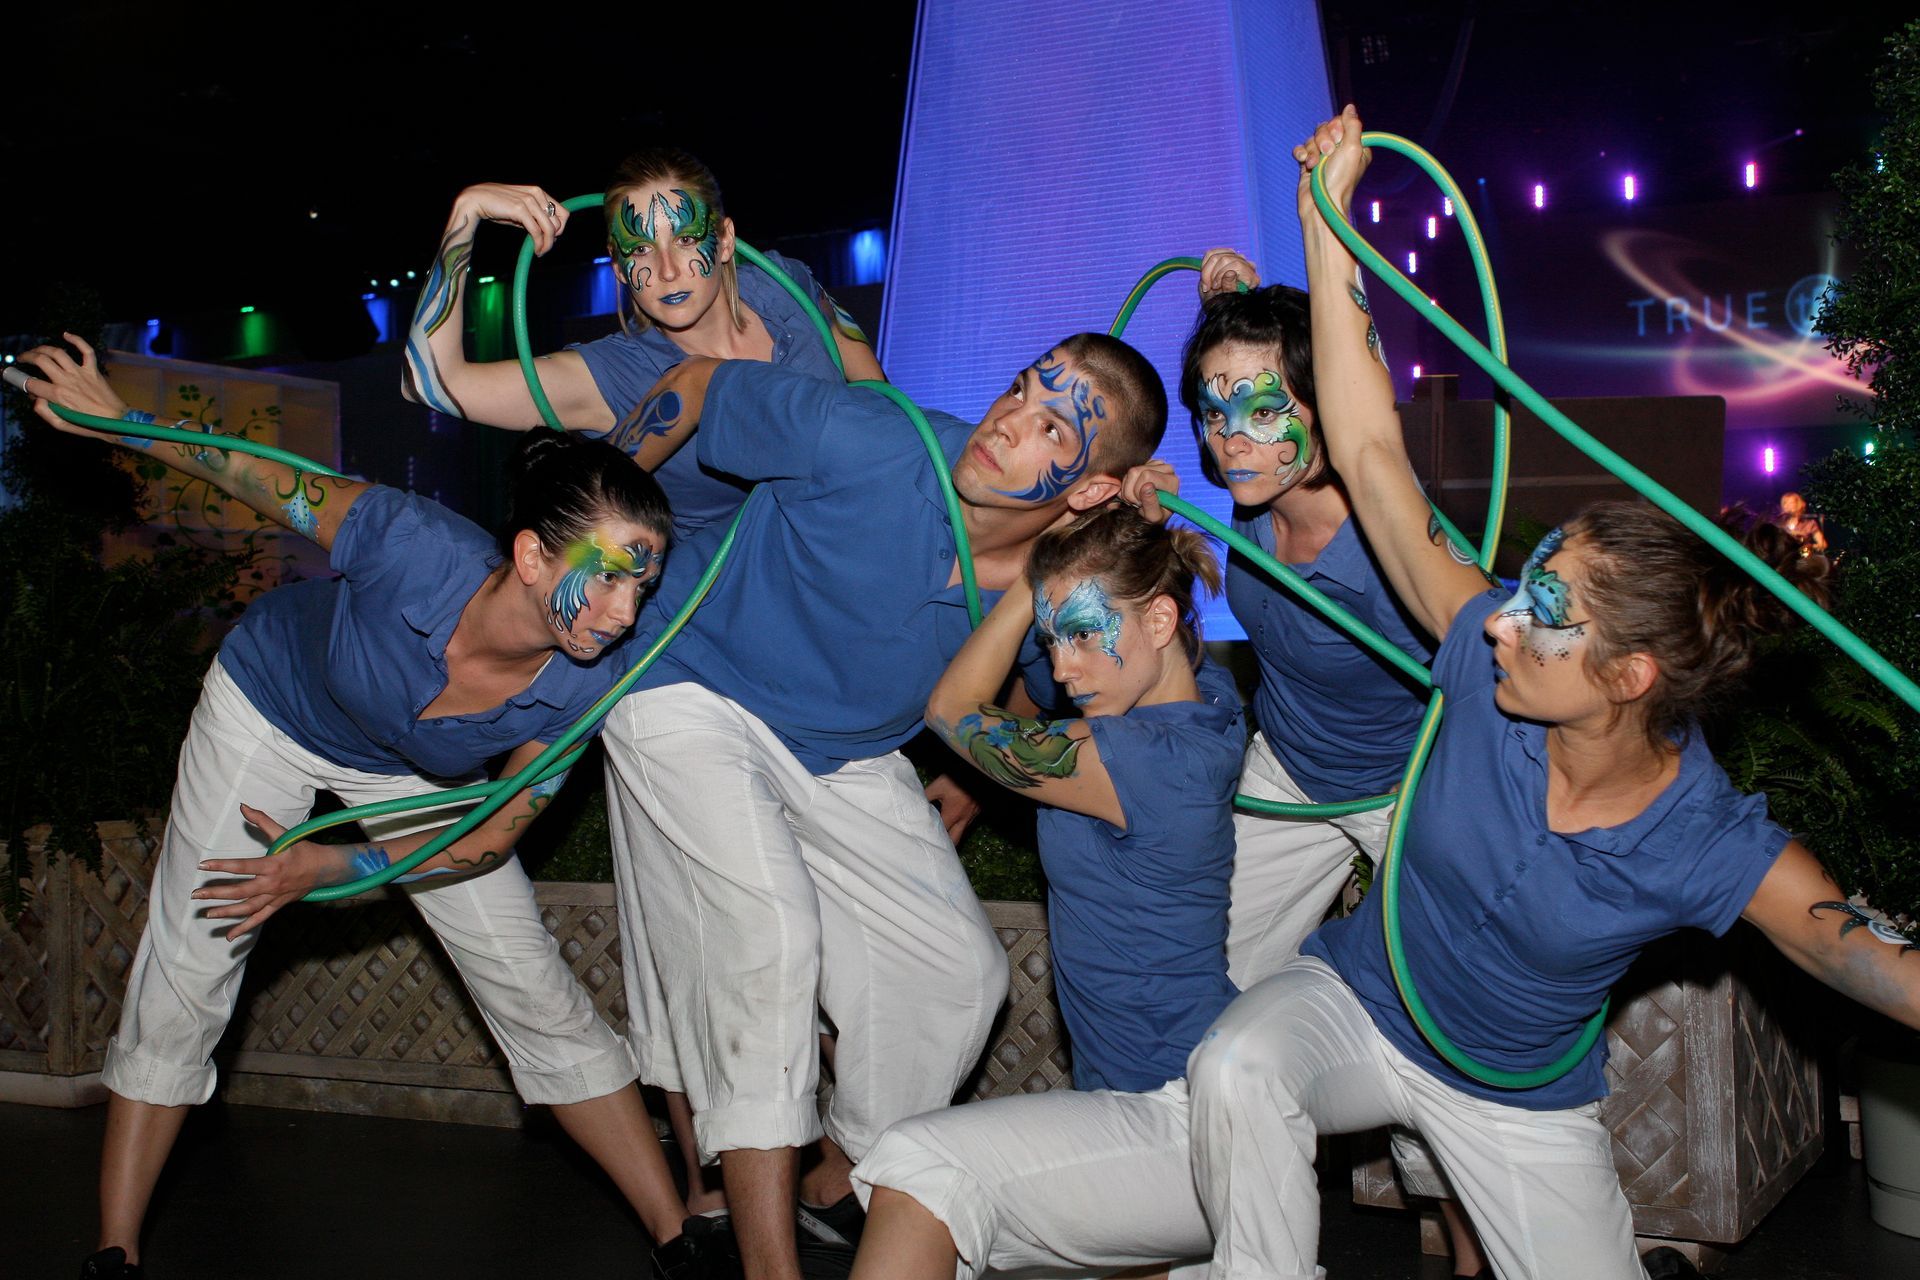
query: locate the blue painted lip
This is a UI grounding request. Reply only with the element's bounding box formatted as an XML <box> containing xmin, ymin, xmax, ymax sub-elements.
<box><xmin>1223</xmin><ymin>469</ymin><xmax>1262</xmax><ymax>482</ymax></box>
<box><xmin>1071</xmin><ymin>692</ymin><xmax>1097</xmax><ymax>707</ymax></box>
<box><xmin>660</xmin><ymin>291</ymin><xmax>692</xmax><ymax>304</ymax></box>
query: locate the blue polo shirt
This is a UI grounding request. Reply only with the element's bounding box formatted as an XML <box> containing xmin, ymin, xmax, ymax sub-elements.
<box><xmin>571</xmin><ymin>251</ymin><xmax>843</xmax><ymax>542</ymax></box>
<box><xmin>1306</xmin><ymin>590</ymin><xmax>1790</xmax><ymax>1109</ymax></box>
<box><xmin>219</xmin><ymin>487</ymin><xmax>633</xmax><ymax>778</ymax></box>
<box><xmin>635</xmin><ymin>362</ymin><xmax>1034</xmax><ymax>774</ymax></box>
<box><xmin>1037</xmin><ymin>658</ymin><xmax>1243</xmax><ymax>1092</ymax></box>
<box><xmin>1226</xmin><ymin>510</ymin><xmax>1432</xmax><ymax>803</ymax></box>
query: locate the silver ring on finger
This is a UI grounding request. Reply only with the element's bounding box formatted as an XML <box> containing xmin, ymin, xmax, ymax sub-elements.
<box><xmin>546</xmin><ymin>202</ymin><xmax>557</xmax><ymax>218</ymax></box>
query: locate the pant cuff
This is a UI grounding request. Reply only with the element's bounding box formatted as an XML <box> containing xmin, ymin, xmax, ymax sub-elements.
<box><xmin>100</xmin><ymin>1035</ymin><xmax>218</xmax><ymax>1108</ymax></box>
<box><xmin>694</xmin><ymin>1095</ymin><xmax>825</xmax><ymax>1164</ymax></box>
<box><xmin>851</xmin><ymin>1130</ymin><xmax>997</xmax><ymax>1280</ymax></box>
<box><xmin>507</xmin><ymin>1036</ymin><xmax>639</xmax><ymax>1106</ymax></box>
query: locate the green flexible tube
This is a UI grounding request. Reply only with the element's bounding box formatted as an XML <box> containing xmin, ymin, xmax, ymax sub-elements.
<box><xmin>857</xmin><ymin>380</ymin><xmax>982</xmax><ymax>626</ymax></box>
<box><xmin>46</xmin><ymin>404</ymin><xmax>346</xmax><ymax>477</ymax></box>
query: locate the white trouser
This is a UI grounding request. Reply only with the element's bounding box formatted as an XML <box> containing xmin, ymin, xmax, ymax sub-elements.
<box><xmin>852</xmin><ymin>1081</ymin><xmax>1214</xmax><ymax>1279</ymax></box>
<box><xmin>601</xmin><ymin>683</ymin><xmax>1009</xmax><ymax>1163</ymax></box>
<box><xmin>102</xmin><ymin>660</ymin><xmax>639</xmax><ymax>1108</ymax></box>
<box><xmin>1188</xmin><ymin>955</ymin><xmax>1640</xmax><ymax>1280</ymax></box>
<box><xmin>1225</xmin><ymin>734</ymin><xmax>1394</xmax><ymax>990</ymax></box>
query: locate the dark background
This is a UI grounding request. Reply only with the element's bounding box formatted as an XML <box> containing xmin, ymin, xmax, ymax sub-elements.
<box><xmin>0</xmin><ymin>3</ymin><xmax>1895</xmax><ymax>337</ymax></box>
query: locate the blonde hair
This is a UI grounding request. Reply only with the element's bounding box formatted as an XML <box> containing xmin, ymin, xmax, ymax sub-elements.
<box><xmin>1027</xmin><ymin>503</ymin><xmax>1222</xmax><ymax>664</ymax></box>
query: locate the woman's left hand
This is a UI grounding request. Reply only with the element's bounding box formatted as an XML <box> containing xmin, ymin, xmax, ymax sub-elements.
<box><xmin>193</xmin><ymin>805</ymin><xmax>345</xmax><ymax>940</ymax></box>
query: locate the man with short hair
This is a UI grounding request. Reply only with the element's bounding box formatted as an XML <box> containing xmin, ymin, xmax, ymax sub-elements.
<box><xmin>601</xmin><ymin>335</ymin><xmax>1168</xmax><ymax>1280</ymax></box>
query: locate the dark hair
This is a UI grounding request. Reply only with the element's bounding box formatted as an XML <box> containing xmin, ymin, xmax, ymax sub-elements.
<box><xmin>604</xmin><ymin>146</ymin><xmax>742</xmax><ymax>336</ymax></box>
<box><xmin>499</xmin><ymin>431</ymin><xmax>672</xmax><ymax>558</ymax></box>
<box><xmin>1564</xmin><ymin>500</ymin><xmax>1832</xmax><ymax>746</ymax></box>
<box><xmin>1052</xmin><ymin>333</ymin><xmax>1168</xmax><ymax>474</ymax></box>
<box><xmin>1177</xmin><ymin>285</ymin><xmax>1332</xmax><ymax>492</ymax></box>
<box><xmin>1026</xmin><ymin>503</ymin><xmax>1222</xmax><ymax>665</ymax></box>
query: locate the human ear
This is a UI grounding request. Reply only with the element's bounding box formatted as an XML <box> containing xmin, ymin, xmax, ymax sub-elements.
<box><xmin>512</xmin><ymin>529</ymin><xmax>549</xmax><ymax>587</ymax></box>
<box><xmin>1606</xmin><ymin>650</ymin><xmax>1660</xmax><ymax>705</ymax></box>
<box><xmin>1066</xmin><ymin>475</ymin><xmax>1122</xmax><ymax>511</ymax></box>
<box><xmin>1144</xmin><ymin>593</ymin><xmax>1181</xmax><ymax>650</ymax></box>
<box><xmin>717</xmin><ymin>216</ymin><xmax>737</xmax><ymax>265</ymax></box>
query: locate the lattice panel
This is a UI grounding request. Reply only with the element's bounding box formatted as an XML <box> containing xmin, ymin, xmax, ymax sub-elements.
<box><xmin>1602</xmin><ymin>975</ymin><xmax>1694</xmax><ymax>1211</ymax></box>
<box><xmin>0</xmin><ymin>843</ymin><xmax>55</xmax><ymax>1057</ymax></box>
<box><xmin>968</xmin><ymin>905</ymin><xmax>1072</xmax><ymax>1100</ymax></box>
<box><xmin>1731</xmin><ymin>946</ymin><xmax>1822</xmax><ymax>1210</ymax></box>
<box><xmin>74</xmin><ymin>825</ymin><xmax>155</xmax><ymax>1064</ymax></box>
<box><xmin>545</xmin><ymin>900</ymin><xmax>629</xmax><ymax>1038</ymax></box>
<box><xmin>237</xmin><ymin>902</ymin><xmax>506</xmax><ymax>1082</ymax></box>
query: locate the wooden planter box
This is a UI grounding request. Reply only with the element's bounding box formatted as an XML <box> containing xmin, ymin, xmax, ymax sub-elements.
<box><xmin>0</xmin><ymin>825</ymin><xmax>1068</xmax><ymax>1123</ymax></box>
<box><xmin>1352</xmin><ymin>930</ymin><xmax>1824</xmax><ymax>1263</ymax></box>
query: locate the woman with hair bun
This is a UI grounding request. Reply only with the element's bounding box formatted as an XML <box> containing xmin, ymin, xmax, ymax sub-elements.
<box><xmin>402</xmin><ymin>145</ymin><xmax>883</xmax><ymax>544</ymax></box>
<box><xmin>16</xmin><ymin>339</ymin><xmax>721</xmax><ymax>1280</ymax></box>
<box><xmin>1183</xmin><ymin>107</ymin><xmax>1917</xmax><ymax>1280</ymax></box>
<box><xmin>847</xmin><ymin>504</ymin><xmax>1245</xmax><ymax>1279</ymax></box>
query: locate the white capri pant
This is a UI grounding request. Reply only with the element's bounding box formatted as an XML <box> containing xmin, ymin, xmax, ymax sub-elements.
<box><xmin>852</xmin><ymin>1080</ymin><xmax>1214</xmax><ymax>1279</ymax></box>
<box><xmin>601</xmin><ymin>682</ymin><xmax>1009</xmax><ymax>1163</ymax></box>
<box><xmin>1225</xmin><ymin>733</ymin><xmax>1394</xmax><ymax>990</ymax></box>
<box><xmin>1188</xmin><ymin>955</ymin><xmax>1641</xmax><ymax>1280</ymax></box>
<box><xmin>102</xmin><ymin>660</ymin><xmax>639</xmax><ymax>1108</ymax></box>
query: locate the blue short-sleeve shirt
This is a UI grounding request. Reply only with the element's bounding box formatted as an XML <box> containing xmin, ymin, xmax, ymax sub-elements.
<box><xmin>634</xmin><ymin>361</ymin><xmax>1024</xmax><ymax>774</ymax></box>
<box><xmin>219</xmin><ymin>487</ymin><xmax>634</xmax><ymax>777</ymax></box>
<box><xmin>1037</xmin><ymin>657</ymin><xmax>1244</xmax><ymax>1092</ymax></box>
<box><xmin>1226</xmin><ymin>511</ymin><xmax>1432</xmax><ymax>802</ymax></box>
<box><xmin>1305</xmin><ymin>590</ymin><xmax>1791</xmax><ymax>1109</ymax></box>
<box><xmin>570</xmin><ymin>251</ymin><xmax>844</xmax><ymax>543</ymax></box>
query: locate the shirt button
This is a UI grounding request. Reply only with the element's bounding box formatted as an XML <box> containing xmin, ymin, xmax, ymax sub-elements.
<box><xmin>939</xmin><ymin>548</ymin><xmax>951</xmax><ymax>560</ymax></box>
<box><xmin>1535</xmin><ymin>835</ymin><xmax>1546</xmax><ymax>845</ymax></box>
<box><xmin>1494</xmin><ymin>889</ymin><xmax>1506</xmax><ymax>900</ymax></box>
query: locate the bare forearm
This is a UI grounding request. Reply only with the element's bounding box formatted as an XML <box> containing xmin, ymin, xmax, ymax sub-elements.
<box><xmin>402</xmin><ymin>210</ymin><xmax>479</xmax><ymax>418</ymax></box>
<box><xmin>113</xmin><ymin>411</ymin><xmax>359</xmax><ymax>545</ymax></box>
<box><xmin>339</xmin><ymin>769</ymin><xmax>568</xmax><ymax>884</ymax></box>
<box><xmin>1788</xmin><ymin>902</ymin><xmax>1920</xmax><ymax>1029</ymax></box>
<box><xmin>927</xmin><ymin>588</ymin><xmax>1032</xmax><ymax>730</ymax></box>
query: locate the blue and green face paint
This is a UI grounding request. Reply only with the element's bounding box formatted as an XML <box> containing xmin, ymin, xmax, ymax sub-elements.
<box><xmin>1499</xmin><ymin>527</ymin><xmax>1589</xmax><ymax>664</ymax></box>
<box><xmin>1195</xmin><ymin>370</ymin><xmax>1312</xmax><ymax>489</ymax></box>
<box><xmin>610</xmin><ymin>188</ymin><xmax>719</xmax><ymax>295</ymax></box>
<box><xmin>993</xmin><ymin>351</ymin><xmax>1107</xmax><ymax>503</ymax></box>
<box><xmin>1034</xmin><ymin>576</ymin><xmax>1125</xmax><ymax>668</ymax></box>
<box><xmin>546</xmin><ymin>533</ymin><xmax>661</xmax><ymax>646</ymax></box>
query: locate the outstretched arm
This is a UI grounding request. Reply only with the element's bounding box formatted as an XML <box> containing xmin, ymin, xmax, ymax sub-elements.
<box><xmin>194</xmin><ymin>741</ymin><xmax>571</xmax><ymax>939</ymax></box>
<box><xmin>1742</xmin><ymin>841</ymin><xmax>1920</xmax><ymax>1030</ymax></box>
<box><xmin>925</xmin><ymin>579</ymin><xmax>1125</xmax><ymax>827</ymax></box>
<box><xmin>18</xmin><ymin>334</ymin><xmax>364</xmax><ymax>550</ymax></box>
<box><xmin>400</xmin><ymin>183</ymin><xmax>612</xmax><ymax>432</ymax></box>
<box><xmin>813</xmin><ymin>280</ymin><xmax>886</xmax><ymax>382</ymax></box>
<box><xmin>1295</xmin><ymin>106</ymin><xmax>1490</xmax><ymax>639</ymax></box>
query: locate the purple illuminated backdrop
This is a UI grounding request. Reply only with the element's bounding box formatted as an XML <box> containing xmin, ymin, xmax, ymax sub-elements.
<box><xmin>878</xmin><ymin>0</ymin><xmax>1335</xmax><ymax>640</ymax></box>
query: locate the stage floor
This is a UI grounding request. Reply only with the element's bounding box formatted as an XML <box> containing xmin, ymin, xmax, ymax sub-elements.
<box><xmin>3</xmin><ymin>1099</ymin><xmax>1913</xmax><ymax>1278</ymax></box>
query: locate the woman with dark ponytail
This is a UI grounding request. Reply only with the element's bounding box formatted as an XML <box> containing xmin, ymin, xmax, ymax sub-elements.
<box><xmin>17</xmin><ymin>340</ymin><xmax>721</xmax><ymax>1280</ymax></box>
<box><xmin>1183</xmin><ymin>107</ymin><xmax>1920</xmax><ymax>1280</ymax></box>
<box><xmin>845</xmin><ymin>505</ymin><xmax>1246</xmax><ymax>1278</ymax></box>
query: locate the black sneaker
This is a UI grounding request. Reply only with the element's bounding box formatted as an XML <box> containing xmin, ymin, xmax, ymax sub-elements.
<box><xmin>794</xmin><ymin>1237</ymin><xmax>856</xmax><ymax>1280</ymax></box>
<box><xmin>79</xmin><ymin>1248</ymin><xmax>143</xmax><ymax>1279</ymax></box>
<box><xmin>653</xmin><ymin>1214</ymin><xmax>742</xmax><ymax>1280</ymax></box>
<box><xmin>797</xmin><ymin>1192</ymin><xmax>867</xmax><ymax>1249</ymax></box>
<box><xmin>1642</xmin><ymin>1246</ymin><xmax>1706</xmax><ymax>1280</ymax></box>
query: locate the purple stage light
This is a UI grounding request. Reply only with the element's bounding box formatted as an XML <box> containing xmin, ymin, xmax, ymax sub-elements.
<box><xmin>1744</xmin><ymin>161</ymin><xmax>1758</xmax><ymax>189</ymax></box>
<box><xmin>1426</xmin><ymin>216</ymin><xmax>1438</xmax><ymax>239</ymax></box>
<box><xmin>1442</xmin><ymin>197</ymin><xmax>1454</xmax><ymax>217</ymax></box>
<box><xmin>1532</xmin><ymin>183</ymin><xmax>1545</xmax><ymax>209</ymax></box>
<box><xmin>1623</xmin><ymin>174</ymin><xmax>1638</xmax><ymax>201</ymax></box>
<box><xmin>1763</xmin><ymin>446</ymin><xmax>1776</xmax><ymax>474</ymax></box>
<box><xmin>1407</xmin><ymin>250</ymin><xmax>1418</xmax><ymax>275</ymax></box>
<box><xmin>1412</xmin><ymin>364</ymin><xmax>1423</xmax><ymax>380</ymax></box>
<box><xmin>1370</xmin><ymin>200</ymin><xmax>1381</xmax><ymax>223</ymax></box>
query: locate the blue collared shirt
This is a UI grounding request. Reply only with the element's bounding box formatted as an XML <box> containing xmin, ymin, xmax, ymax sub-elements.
<box><xmin>634</xmin><ymin>361</ymin><xmax>1039</xmax><ymax>774</ymax></box>
<box><xmin>571</xmin><ymin>250</ymin><xmax>843</xmax><ymax>546</ymax></box>
<box><xmin>1226</xmin><ymin>510</ymin><xmax>1433</xmax><ymax>802</ymax></box>
<box><xmin>220</xmin><ymin>487</ymin><xmax>634</xmax><ymax>777</ymax></box>
<box><xmin>1037</xmin><ymin>658</ymin><xmax>1244</xmax><ymax>1092</ymax></box>
<box><xmin>1306</xmin><ymin>590</ymin><xmax>1790</xmax><ymax>1109</ymax></box>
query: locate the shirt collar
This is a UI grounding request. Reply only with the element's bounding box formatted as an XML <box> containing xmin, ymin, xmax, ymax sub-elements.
<box><xmin>398</xmin><ymin>557</ymin><xmax>569</xmax><ymax>710</ymax></box>
<box><xmin>1516</xmin><ymin>719</ymin><xmax>1709</xmax><ymax>856</ymax></box>
<box><xmin>1239</xmin><ymin>509</ymin><xmax>1367</xmax><ymax>594</ymax></box>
